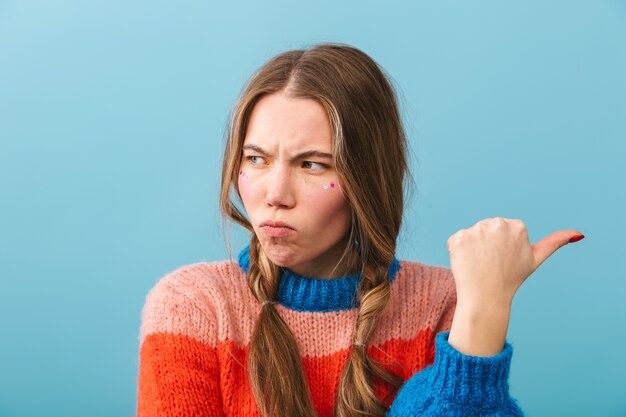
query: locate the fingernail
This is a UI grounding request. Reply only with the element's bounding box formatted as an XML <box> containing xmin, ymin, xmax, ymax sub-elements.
<box><xmin>569</xmin><ymin>234</ymin><xmax>585</xmax><ymax>243</ymax></box>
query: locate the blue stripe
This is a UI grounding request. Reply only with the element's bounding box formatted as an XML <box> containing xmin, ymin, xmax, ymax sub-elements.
<box><xmin>237</xmin><ymin>244</ymin><xmax>401</xmax><ymax>312</ymax></box>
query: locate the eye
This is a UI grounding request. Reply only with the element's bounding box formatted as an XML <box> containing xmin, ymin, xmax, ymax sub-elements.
<box><xmin>302</xmin><ymin>161</ymin><xmax>327</xmax><ymax>171</ymax></box>
<box><xmin>246</xmin><ymin>155</ymin><xmax>267</xmax><ymax>165</ymax></box>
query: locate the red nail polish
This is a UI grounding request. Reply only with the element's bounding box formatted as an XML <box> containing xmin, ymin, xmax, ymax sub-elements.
<box><xmin>569</xmin><ymin>234</ymin><xmax>585</xmax><ymax>243</ymax></box>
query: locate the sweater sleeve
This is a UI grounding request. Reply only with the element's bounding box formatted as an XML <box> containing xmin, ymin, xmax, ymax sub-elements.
<box><xmin>136</xmin><ymin>274</ymin><xmax>224</xmax><ymax>417</ymax></box>
<box><xmin>387</xmin><ymin>268</ymin><xmax>523</xmax><ymax>417</ymax></box>
<box><xmin>386</xmin><ymin>331</ymin><xmax>524</xmax><ymax>416</ymax></box>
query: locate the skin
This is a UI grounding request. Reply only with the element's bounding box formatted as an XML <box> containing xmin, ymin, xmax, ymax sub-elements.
<box><xmin>447</xmin><ymin>218</ymin><xmax>584</xmax><ymax>356</ymax></box>
<box><xmin>238</xmin><ymin>91</ymin><xmax>359</xmax><ymax>279</ymax></box>
<box><xmin>238</xmin><ymin>91</ymin><xmax>586</xmax><ymax>356</ymax></box>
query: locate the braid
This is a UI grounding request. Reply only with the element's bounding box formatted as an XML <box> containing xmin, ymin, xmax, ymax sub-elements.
<box><xmin>334</xmin><ymin>261</ymin><xmax>405</xmax><ymax>417</ymax></box>
<box><xmin>247</xmin><ymin>236</ymin><xmax>319</xmax><ymax>417</ymax></box>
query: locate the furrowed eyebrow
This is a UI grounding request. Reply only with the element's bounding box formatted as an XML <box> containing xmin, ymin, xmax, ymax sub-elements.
<box><xmin>242</xmin><ymin>144</ymin><xmax>333</xmax><ymax>160</ymax></box>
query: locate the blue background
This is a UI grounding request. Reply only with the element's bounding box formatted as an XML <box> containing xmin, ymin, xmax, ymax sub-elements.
<box><xmin>1</xmin><ymin>1</ymin><xmax>624</xmax><ymax>416</ymax></box>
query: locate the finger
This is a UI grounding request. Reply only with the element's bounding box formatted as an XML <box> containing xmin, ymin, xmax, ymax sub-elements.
<box><xmin>531</xmin><ymin>230</ymin><xmax>585</xmax><ymax>270</ymax></box>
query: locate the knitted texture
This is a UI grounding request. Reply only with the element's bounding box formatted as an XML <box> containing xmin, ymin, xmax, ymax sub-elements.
<box><xmin>136</xmin><ymin>245</ymin><xmax>524</xmax><ymax>416</ymax></box>
<box><xmin>237</xmin><ymin>244</ymin><xmax>401</xmax><ymax>312</ymax></box>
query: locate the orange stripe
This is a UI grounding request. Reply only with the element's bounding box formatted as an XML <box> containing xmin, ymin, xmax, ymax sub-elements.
<box><xmin>137</xmin><ymin>333</ymin><xmax>227</xmax><ymax>417</ymax></box>
<box><xmin>138</xmin><ymin>328</ymin><xmax>436</xmax><ymax>417</ymax></box>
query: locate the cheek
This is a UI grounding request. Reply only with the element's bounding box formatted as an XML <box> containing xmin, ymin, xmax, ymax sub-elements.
<box><xmin>237</xmin><ymin>170</ymin><xmax>255</xmax><ymax>208</ymax></box>
<box><xmin>304</xmin><ymin>182</ymin><xmax>351</xmax><ymax>227</ymax></box>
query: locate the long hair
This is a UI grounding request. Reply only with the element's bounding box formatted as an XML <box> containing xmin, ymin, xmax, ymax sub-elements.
<box><xmin>219</xmin><ymin>43</ymin><xmax>414</xmax><ymax>417</ymax></box>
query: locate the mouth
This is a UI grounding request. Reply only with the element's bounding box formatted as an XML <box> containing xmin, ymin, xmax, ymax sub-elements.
<box><xmin>259</xmin><ymin>220</ymin><xmax>296</xmax><ymax>238</ymax></box>
<box><xmin>260</xmin><ymin>220</ymin><xmax>295</xmax><ymax>229</ymax></box>
<box><xmin>260</xmin><ymin>225</ymin><xmax>295</xmax><ymax>237</ymax></box>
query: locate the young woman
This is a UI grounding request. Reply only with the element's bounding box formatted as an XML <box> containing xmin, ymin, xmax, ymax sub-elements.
<box><xmin>136</xmin><ymin>43</ymin><xmax>584</xmax><ymax>417</ymax></box>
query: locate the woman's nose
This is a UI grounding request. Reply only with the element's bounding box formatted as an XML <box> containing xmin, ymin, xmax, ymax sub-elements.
<box><xmin>264</xmin><ymin>164</ymin><xmax>295</xmax><ymax>208</ymax></box>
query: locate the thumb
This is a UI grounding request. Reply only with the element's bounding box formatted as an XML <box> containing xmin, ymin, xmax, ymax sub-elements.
<box><xmin>531</xmin><ymin>230</ymin><xmax>585</xmax><ymax>270</ymax></box>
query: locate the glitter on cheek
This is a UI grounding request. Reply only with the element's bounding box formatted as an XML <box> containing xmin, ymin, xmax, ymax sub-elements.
<box><xmin>239</xmin><ymin>170</ymin><xmax>248</xmax><ymax>180</ymax></box>
<box><xmin>330</xmin><ymin>182</ymin><xmax>335</xmax><ymax>188</ymax></box>
<box><xmin>323</xmin><ymin>184</ymin><xmax>328</xmax><ymax>190</ymax></box>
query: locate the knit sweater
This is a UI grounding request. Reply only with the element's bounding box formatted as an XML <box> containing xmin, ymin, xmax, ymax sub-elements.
<box><xmin>136</xmin><ymin>245</ymin><xmax>524</xmax><ymax>416</ymax></box>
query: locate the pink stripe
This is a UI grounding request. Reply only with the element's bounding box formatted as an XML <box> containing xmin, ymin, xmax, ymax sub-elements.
<box><xmin>139</xmin><ymin>260</ymin><xmax>457</xmax><ymax>358</ymax></box>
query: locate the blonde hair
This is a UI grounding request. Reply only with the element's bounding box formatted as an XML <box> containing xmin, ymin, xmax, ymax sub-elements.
<box><xmin>219</xmin><ymin>43</ymin><xmax>415</xmax><ymax>417</ymax></box>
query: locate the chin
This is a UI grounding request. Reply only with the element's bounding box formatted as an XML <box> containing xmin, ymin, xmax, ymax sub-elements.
<box><xmin>260</xmin><ymin>240</ymin><xmax>298</xmax><ymax>267</ymax></box>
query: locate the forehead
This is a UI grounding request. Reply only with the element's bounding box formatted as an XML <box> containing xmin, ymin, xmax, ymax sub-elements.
<box><xmin>244</xmin><ymin>93</ymin><xmax>333</xmax><ymax>151</ymax></box>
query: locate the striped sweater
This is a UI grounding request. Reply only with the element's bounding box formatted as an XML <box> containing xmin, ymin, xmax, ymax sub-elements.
<box><xmin>136</xmin><ymin>245</ymin><xmax>524</xmax><ymax>416</ymax></box>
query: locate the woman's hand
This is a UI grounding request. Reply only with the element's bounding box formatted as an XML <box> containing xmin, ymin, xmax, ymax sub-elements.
<box><xmin>446</xmin><ymin>217</ymin><xmax>584</xmax><ymax>356</ymax></box>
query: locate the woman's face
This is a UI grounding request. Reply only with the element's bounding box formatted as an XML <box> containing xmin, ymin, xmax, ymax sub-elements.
<box><xmin>238</xmin><ymin>92</ymin><xmax>353</xmax><ymax>278</ymax></box>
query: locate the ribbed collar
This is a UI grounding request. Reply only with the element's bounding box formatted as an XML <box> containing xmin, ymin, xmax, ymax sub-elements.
<box><xmin>237</xmin><ymin>244</ymin><xmax>400</xmax><ymax>312</ymax></box>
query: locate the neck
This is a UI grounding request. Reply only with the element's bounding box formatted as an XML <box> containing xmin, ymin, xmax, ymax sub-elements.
<box><xmin>286</xmin><ymin>237</ymin><xmax>361</xmax><ymax>279</ymax></box>
<box><xmin>328</xmin><ymin>246</ymin><xmax>361</xmax><ymax>278</ymax></box>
